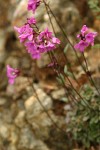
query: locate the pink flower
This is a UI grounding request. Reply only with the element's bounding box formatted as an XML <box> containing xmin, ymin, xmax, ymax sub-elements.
<box><xmin>52</xmin><ymin>37</ymin><xmax>61</xmax><ymax>44</ymax></box>
<box><xmin>27</xmin><ymin>17</ymin><xmax>36</xmax><ymax>25</ymax></box>
<box><xmin>6</xmin><ymin>65</ymin><xmax>20</xmax><ymax>84</ymax></box>
<box><xmin>37</xmin><ymin>28</ymin><xmax>60</xmax><ymax>52</ymax></box>
<box><xmin>14</xmin><ymin>25</ymin><xmax>26</xmax><ymax>34</ymax></box>
<box><xmin>81</xmin><ymin>25</ymin><xmax>88</xmax><ymax>35</ymax></box>
<box><xmin>31</xmin><ymin>51</ymin><xmax>41</xmax><ymax>59</ymax></box>
<box><xmin>85</xmin><ymin>32</ymin><xmax>97</xmax><ymax>46</ymax></box>
<box><xmin>14</xmin><ymin>24</ymin><xmax>34</xmax><ymax>42</ymax></box>
<box><xmin>74</xmin><ymin>40</ymin><xmax>88</xmax><ymax>52</ymax></box>
<box><xmin>28</xmin><ymin>0</ymin><xmax>40</xmax><ymax>13</ymax></box>
<box><xmin>14</xmin><ymin>21</ymin><xmax>61</xmax><ymax>59</ymax></box>
<box><xmin>24</xmin><ymin>28</ymin><xmax>60</xmax><ymax>59</ymax></box>
<box><xmin>25</xmin><ymin>41</ymin><xmax>36</xmax><ymax>53</ymax></box>
<box><xmin>25</xmin><ymin>41</ymin><xmax>41</xmax><ymax>59</ymax></box>
<box><xmin>38</xmin><ymin>28</ymin><xmax>53</xmax><ymax>40</ymax></box>
<box><xmin>74</xmin><ymin>25</ymin><xmax>97</xmax><ymax>52</ymax></box>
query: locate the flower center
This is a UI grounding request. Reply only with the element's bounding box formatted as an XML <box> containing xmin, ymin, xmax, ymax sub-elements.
<box><xmin>11</xmin><ymin>70</ymin><xmax>20</xmax><ymax>76</ymax></box>
<box><xmin>80</xmin><ymin>34</ymin><xmax>86</xmax><ymax>41</ymax></box>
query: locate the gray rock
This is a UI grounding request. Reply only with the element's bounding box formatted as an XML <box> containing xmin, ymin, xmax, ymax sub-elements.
<box><xmin>7</xmin><ymin>144</ymin><xmax>17</xmax><ymax>150</ymax></box>
<box><xmin>0</xmin><ymin>30</ymin><xmax>7</xmax><ymax>52</ymax></box>
<box><xmin>25</xmin><ymin>88</ymin><xmax>53</xmax><ymax>118</ymax></box>
<box><xmin>14</xmin><ymin>110</ymin><xmax>26</xmax><ymax>128</ymax></box>
<box><xmin>0</xmin><ymin>109</ymin><xmax>13</xmax><ymax>124</ymax></box>
<box><xmin>6</xmin><ymin>56</ymin><xmax>19</xmax><ymax>68</ymax></box>
<box><xmin>0</xmin><ymin>97</ymin><xmax>7</xmax><ymax>106</ymax></box>
<box><xmin>51</xmin><ymin>88</ymin><xmax>65</xmax><ymax>99</ymax></box>
<box><xmin>0</xmin><ymin>123</ymin><xmax>10</xmax><ymax>139</ymax></box>
<box><xmin>9</xmin><ymin>125</ymin><xmax>19</xmax><ymax>145</ymax></box>
<box><xmin>18</xmin><ymin>126</ymin><xmax>50</xmax><ymax>150</ymax></box>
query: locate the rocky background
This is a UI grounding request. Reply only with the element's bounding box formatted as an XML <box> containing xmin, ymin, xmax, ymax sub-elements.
<box><xmin>0</xmin><ymin>0</ymin><xmax>100</xmax><ymax>150</ymax></box>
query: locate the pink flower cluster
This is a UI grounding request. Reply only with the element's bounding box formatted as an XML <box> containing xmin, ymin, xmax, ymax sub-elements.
<box><xmin>14</xmin><ymin>0</ymin><xmax>60</xmax><ymax>59</ymax></box>
<box><xmin>14</xmin><ymin>20</ymin><xmax>60</xmax><ymax>59</ymax></box>
<box><xmin>25</xmin><ymin>28</ymin><xmax>60</xmax><ymax>59</ymax></box>
<box><xmin>74</xmin><ymin>25</ymin><xmax>97</xmax><ymax>52</ymax></box>
<box><xmin>7</xmin><ymin>0</ymin><xmax>60</xmax><ymax>84</ymax></box>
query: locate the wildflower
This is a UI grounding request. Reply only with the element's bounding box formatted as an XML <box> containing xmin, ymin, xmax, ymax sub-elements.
<box><xmin>25</xmin><ymin>41</ymin><xmax>41</xmax><ymax>59</ymax></box>
<box><xmin>25</xmin><ymin>28</ymin><xmax>60</xmax><ymax>59</ymax></box>
<box><xmin>28</xmin><ymin>0</ymin><xmax>40</xmax><ymax>13</ymax></box>
<box><xmin>74</xmin><ymin>25</ymin><xmax>97</xmax><ymax>52</ymax></box>
<box><xmin>85</xmin><ymin>32</ymin><xmax>97</xmax><ymax>46</ymax></box>
<box><xmin>81</xmin><ymin>25</ymin><xmax>88</xmax><ymax>35</ymax></box>
<box><xmin>74</xmin><ymin>40</ymin><xmax>88</xmax><ymax>52</ymax></box>
<box><xmin>14</xmin><ymin>23</ymin><xmax>60</xmax><ymax>59</ymax></box>
<box><xmin>6</xmin><ymin>65</ymin><xmax>20</xmax><ymax>84</ymax></box>
<box><xmin>37</xmin><ymin>28</ymin><xmax>60</xmax><ymax>52</ymax></box>
<box><xmin>27</xmin><ymin>17</ymin><xmax>36</xmax><ymax>25</ymax></box>
<box><xmin>14</xmin><ymin>24</ymin><xmax>34</xmax><ymax>42</ymax></box>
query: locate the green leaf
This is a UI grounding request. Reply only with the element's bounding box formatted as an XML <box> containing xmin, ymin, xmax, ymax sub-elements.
<box><xmin>59</xmin><ymin>73</ymin><xmax>65</xmax><ymax>83</ymax></box>
<box><xmin>64</xmin><ymin>65</ymin><xmax>68</xmax><ymax>74</ymax></box>
<box><xmin>64</xmin><ymin>65</ymin><xmax>73</xmax><ymax>78</ymax></box>
<box><xmin>56</xmin><ymin>74</ymin><xmax>65</xmax><ymax>85</ymax></box>
<box><xmin>66</xmin><ymin>71</ymin><xmax>73</xmax><ymax>78</ymax></box>
<box><xmin>64</xmin><ymin>44</ymin><xmax>69</xmax><ymax>53</ymax></box>
<box><xmin>56</xmin><ymin>77</ymin><xmax>62</xmax><ymax>84</ymax></box>
<box><xmin>81</xmin><ymin>100</ymin><xmax>87</xmax><ymax>107</ymax></box>
<box><xmin>61</xmin><ymin>97</ymin><xmax>69</xmax><ymax>102</ymax></box>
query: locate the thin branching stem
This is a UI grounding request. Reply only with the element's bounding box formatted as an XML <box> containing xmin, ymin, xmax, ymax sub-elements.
<box><xmin>50</xmin><ymin>51</ymin><xmax>94</xmax><ymax>111</ymax></box>
<box><xmin>62</xmin><ymin>51</ymin><xmax>80</xmax><ymax>86</ymax></box>
<box><xmin>43</xmin><ymin>0</ymin><xmax>95</xmax><ymax>110</ymax></box>
<box><xmin>27</xmin><ymin>77</ymin><xmax>67</xmax><ymax>135</ymax></box>
<box><xmin>43</xmin><ymin>1</ymin><xmax>79</xmax><ymax>86</ymax></box>
<box><xmin>48</xmin><ymin>51</ymin><xmax>78</xmax><ymax>106</ymax></box>
<box><xmin>43</xmin><ymin>0</ymin><xmax>81</xmax><ymax>106</ymax></box>
<box><xmin>48</xmin><ymin>51</ymin><xmax>83</xmax><ymax>109</ymax></box>
<box><xmin>44</xmin><ymin>1</ymin><xmax>100</xmax><ymax>96</ymax></box>
<box><xmin>82</xmin><ymin>53</ymin><xmax>100</xmax><ymax>96</ymax></box>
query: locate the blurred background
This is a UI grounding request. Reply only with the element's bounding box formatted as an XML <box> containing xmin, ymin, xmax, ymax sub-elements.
<box><xmin>0</xmin><ymin>0</ymin><xmax>100</xmax><ymax>149</ymax></box>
